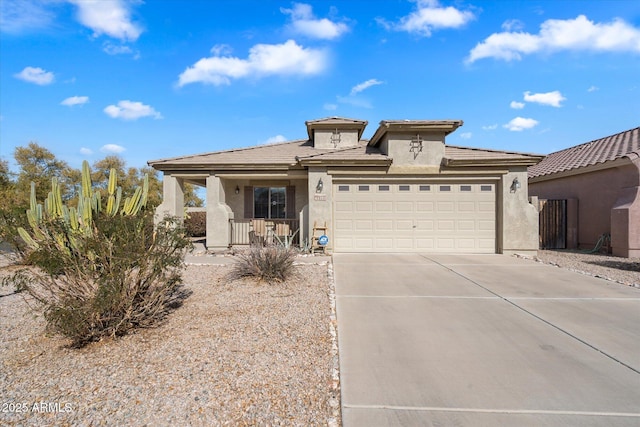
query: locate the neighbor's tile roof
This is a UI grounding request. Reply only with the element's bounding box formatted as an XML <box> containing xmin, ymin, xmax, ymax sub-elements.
<box><xmin>528</xmin><ymin>127</ymin><xmax>640</xmax><ymax>179</ymax></box>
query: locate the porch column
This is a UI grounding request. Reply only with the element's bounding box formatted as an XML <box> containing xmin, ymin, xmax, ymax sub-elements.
<box><xmin>155</xmin><ymin>173</ymin><xmax>184</xmax><ymax>222</ymax></box>
<box><xmin>206</xmin><ymin>174</ymin><xmax>233</xmax><ymax>250</ymax></box>
<box><xmin>307</xmin><ymin>168</ymin><xmax>333</xmax><ymax>251</ymax></box>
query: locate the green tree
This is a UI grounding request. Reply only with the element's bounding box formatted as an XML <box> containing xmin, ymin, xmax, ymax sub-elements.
<box><xmin>184</xmin><ymin>182</ymin><xmax>204</xmax><ymax>207</ymax></box>
<box><xmin>0</xmin><ymin>158</ymin><xmax>12</xmax><ymax>190</ymax></box>
<box><xmin>14</xmin><ymin>142</ymin><xmax>71</xmax><ymax>204</ymax></box>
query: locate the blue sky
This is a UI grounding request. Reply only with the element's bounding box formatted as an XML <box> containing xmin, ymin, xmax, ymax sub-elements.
<box><xmin>1</xmin><ymin>0</ymin><xmax>639</xmax><ymax>173</ymax></box>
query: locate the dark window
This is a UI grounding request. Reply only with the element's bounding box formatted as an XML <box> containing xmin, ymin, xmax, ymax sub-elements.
<box><xmin>419</xmin><ymin>185</ymin><xmax>431</xmax><ymax>191</ymax></box>
<box><xmin>254</xmin><ymin>187</ymin><xmax>286</xmax><ymax>219</ymax></box>
<box><xmin>338</xmin><ymin>185</ymin><xmax>349</xmax><ymax>191</ymax></box>
<box><xmin>378</xmin><ymin>185</ymin><xmax>390</xmax><ymax>191</ymax></box>
<box><xmin>358</xmin><ymin>185</ymin><xmax>370</xmax><ymax>191</ymax></box>
<box><xmin>399</xmin><ymin>185</ymin><xmax>410</xmax><ymax>191</ymax></box>
<box><xmin>440</xmin><ymin>185</ymin><xmax>451</xmax><ymax>192</ymax></box>
<box><xmin>460</xmin><ymin>185</ymin><xmax>472</xmax><ymax>192</ymax></box>
<box><xmin>481</xmin><ymin>185</ymin><xmax>492</xmax><ymax>192</ymax></box>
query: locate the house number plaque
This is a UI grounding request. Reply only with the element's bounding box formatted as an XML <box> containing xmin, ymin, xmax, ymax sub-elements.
<box><xmin>314</xmin><ymin>194</ymin><xmax>327</xmax><ymax>201</ymax></box>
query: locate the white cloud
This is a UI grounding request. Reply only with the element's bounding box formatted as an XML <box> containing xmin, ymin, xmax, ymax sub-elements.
<box><xmin>482</xmin><ymin>124</ymin><xmax>498</xmax><ymax>130</ymax></box>
<box><xmin>467</xmin><ymin>15</ymin><xmax>640</xmax><ymax>63</ymax></box>
<box><xmin>503</xmin><ymin>117</ymin><xmax>539</xmax><ymax>131</ymax></box>
<box><xmin>0</xmin><ymin>0</ymin><xmax>56</xmax><ymax>34</ymax></box>
<box><xmin>178</xmin><ymin>40</ymin><xmax>328</xmax><ymax>87</ymax></box>
<box><xmin>102</xmin><ymin>41</ymin><xmax>138</xmax><ymax>57</ymax></box>
<box><xmin>281</xmin><ymin>3</ymin><xmax>349</xmax><ymax>40</ymax></box>
<box><xmin>350</xmin><ymin>78</ymin><xmax>383</xmax><ymax>95</ymax></box>
<box><xmin>588</xmin><ymin>85</ymin><xmax>599</xmax><ymax>92</ymax></box>
<box><xmin>523</xmin><ymin>90</ymin><xmax>566</xmax><ymax>107</ymax></box>
<box><xmin>61</xmin><ymin>96</ymin><xmax>89</xmax><ymax>106</ymax></box>
<box><xmin>14</xmin><ymin>66</ymin><xmax>54</xmax><ymax>85</ymax></box>
<box><xmin>68</xmin><ymin>0</ymin><xmax>142</xmax><ymax>41</ymax></box>
<box><xmin>262</xmin><ymin>135</ymin><xmax>287</xmax><ymax>145</ymax></box>
<box><xmin>459</xmin><ymin>132</ymin><xmax>472</xmax><ymax>139</ymax></box>
<box><xmin>104</xmin><ymin>100</ymin><xmax>163</xmax><ymax>120</ymax></box>
<box><xmin>210</xmin><ymin>44</ymin><xmax>233</xmax><ymax>56</ymax></box>
<box><xmin>80</xmin><ymin>147</ymin><xmax>93</xmax><ymax>155</ymax></box>
<box><xmin>336</xmin><ymin>95</ymin><xmax>372</xmax><ymax>109</ymax></box>
<box><xmin>510</xmin><ymin>101</ymin><xmax>525</xmax><ymax>109</ymax></box>
<box><xmin>100</xmin><ymin>144</ymin><xmax>125</xmax><ymax>154</ymax></box>
<box><xmin>381</xmin><ymin>0</ymin><xmax>475</xmax><ymax>37</ymax></box>
<box><xmin>323</xmin><ymin>103</ymin><xmax>338</xmax><ymax>111</ymax></box>
<box><xmin>501</xmin><ymin>19</ymin><xmax>524</xmax><ymax>32</ymax></box>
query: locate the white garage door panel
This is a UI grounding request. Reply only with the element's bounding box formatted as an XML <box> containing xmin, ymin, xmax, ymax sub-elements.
<box><xmin>333</xmin><ymin>182</ymin><xmax>496</xmax><ymax>253</ymax></box>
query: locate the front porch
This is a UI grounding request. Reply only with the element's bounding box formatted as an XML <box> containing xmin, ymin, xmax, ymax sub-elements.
<box><xmin>154</xmin><ymin>172</ymin><xmax>310</xmax><ymax>251</ymax></box>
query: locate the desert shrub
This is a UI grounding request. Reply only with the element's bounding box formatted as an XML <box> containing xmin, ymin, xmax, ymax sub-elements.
<box><xmin>184</xmin><ymin>211</ymin><xmax>206</xmax><ymax>237</ymax></box>
<box><xmin>230</xmin><ymin>247</ymin><xmax>296</xmax><ymax>283</ymax></box>
<box><xmin>0</xmin><ymin>204</ymin><xmax>29</xmax><ymax>260</ymax></box>
<box><xmin>16</xmin><ymin>214</ymin><xmax>190</xmax><ymax>346</ymax></box>
<box><xmin>5</xmin><ymin>161</ymin><xmax>192</xmax><ymax>347</ymax></box>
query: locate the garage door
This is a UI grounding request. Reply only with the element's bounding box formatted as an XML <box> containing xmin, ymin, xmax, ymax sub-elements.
<box><xmin>333</xmin><ymin>181</ymin><xmax>496</xmax><ymax>253</ymax></box>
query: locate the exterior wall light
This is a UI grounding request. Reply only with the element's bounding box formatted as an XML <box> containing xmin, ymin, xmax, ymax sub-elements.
<box><xmin>235</xmin><ymin>185</ymin><xmax>240</xmax><ymax>195</ymax></box>
<box><xmin>510</xmin><ymin>177</ymin><xmax>521</xmax><ymax>193</ymax></box>
<box><xmin>316</xmin><ymin>178</ymin><xmax>324</xmax><ymax>193</ymax></box>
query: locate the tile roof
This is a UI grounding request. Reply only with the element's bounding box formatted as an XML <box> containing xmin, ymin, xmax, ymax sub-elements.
<box><xmin>445</xmin><ymin>145</ymin><xmax>542</xmax><ymax>161</ymax></box>
<box><xmin>149</xmin><ymin>139</ymin><xmax>543</xmax><ymax>170</ymax></box>
<box><xmin>528</xmin><ymin>127</ymin><xmax>640</xmax><ymax>179</ymax></box>
<box><xmin>148</xmin><ymin>139</ymin><xmax>386</xmax><ymax>169</ymax></box>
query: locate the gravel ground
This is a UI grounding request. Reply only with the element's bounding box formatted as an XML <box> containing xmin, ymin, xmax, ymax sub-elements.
<box><xmin>533</xmin><ymin>250</ymin><xmax>640</xmax><ymax>288</ymax></box>
<box><xmin>1</xmin><ymin>248</ymin><xmax>637</xmax><ymax>426</ymax></box>
<box><xmin>0</xmin><ymin>262</ymin><xmax>338</xmax><ymax>426</ymax></box>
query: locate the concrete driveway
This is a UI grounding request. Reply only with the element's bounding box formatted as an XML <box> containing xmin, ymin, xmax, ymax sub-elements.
<box><xmin>333</xmin><ymin>253</ymin><xmax>640</xmax><ymax>426</ymax></box>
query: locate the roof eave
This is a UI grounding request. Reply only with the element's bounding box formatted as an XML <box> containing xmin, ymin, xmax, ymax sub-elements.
<box><xmin>297</xmin><ymin>158</ymin><xmax>392</xmax><ymax>167</ymax></box>
<box><xmin>444</xmin><ymin>157</ymin><xmax>543</xmax><ymax>168</ymax></box>
<box><xmin>149</xmin><ymin>163</ymin><xmax>296</xmax><ymax>172</ymax></box>
<box><xmin>369</xmin><ymin>120</ymin><xmax>464</xmax><ymax>147</ymax></box>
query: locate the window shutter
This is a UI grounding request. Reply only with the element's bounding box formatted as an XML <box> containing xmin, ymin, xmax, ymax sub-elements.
<box><xmin>286</xmin><ymin>185</ymin><xmax>295</xmax><ymax>219</ymax></box>
<box><xmin>244</xmin><ymin>186</ymin><xmax>253</xmax><ymax>219</ymax></box>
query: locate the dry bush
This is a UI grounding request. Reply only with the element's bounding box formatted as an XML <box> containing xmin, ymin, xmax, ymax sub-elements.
<box><xmin>7</xmin><ymin>214</ymin><xmax>191</xmax><ymax>347</ymax></box>
<box><xmin>230</xmin><ymin>247</ymin><xmax>296</xmax><ymax>283</ymax></box>
<box><xmin>184</xmin><ymin>211</ymin><xmax>206</xmax><ymax>237</ymax></box>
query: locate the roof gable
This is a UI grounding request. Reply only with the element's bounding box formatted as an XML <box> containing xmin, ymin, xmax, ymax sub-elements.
<box><xmin>305</xmin><ymin>116</ymin><xmax>368</xmax><ymax>141</ymax></box>
<box><xmin>528</xmin><ymin>127</ymin><xmax>640</xmax><ymax>179</ymax></box>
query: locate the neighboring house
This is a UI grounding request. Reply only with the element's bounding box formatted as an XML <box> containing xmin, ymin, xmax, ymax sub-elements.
<box><xmin>528</xmin><ymin>127</ymin><xmax>640</xmax><ymax>258</ymax></box>
<box><xmin>148</xmin><ymin>117</ymin><xmax>542</xmax><ymax>254</ymax></box>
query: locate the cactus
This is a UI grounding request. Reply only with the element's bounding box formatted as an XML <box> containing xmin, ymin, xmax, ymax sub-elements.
<box><xmin>18</xmin><ymin>160</ymin><xmax>149</xmax><ymax>252</ymax></box>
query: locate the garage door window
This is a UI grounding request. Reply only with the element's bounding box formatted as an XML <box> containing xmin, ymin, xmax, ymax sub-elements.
<box><xmin>338</xmin><ymin>185</ymin><xmax>350</xmax><ymax>191</ymax></box>
<box><xmin>460</xmin><ymin>185</ymin><xmax>472</xmax><ymax>192</ymax></box>
<box><xmin>481</xmin><ymin>185</ymin><xmax>492</xmax><ymax>192</ymax></box>
<box><xmin>419</xmin><ymin>185</ymin><xmax>431</xmax><ymax>191</ymax></box>
<box><xmin>440</xmin><ymin>185</ymin><xmax>451</xmax><ymax>192</ymax></box>
<box><xmin>399</xmin><ymin>185</ymin><xmax>410</xmax><ymax>191</ymax></box>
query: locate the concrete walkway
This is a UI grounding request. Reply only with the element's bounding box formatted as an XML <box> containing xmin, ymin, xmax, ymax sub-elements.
<box><xmin>333</xmin><ymin>253</ymin><xmax>640</xmax><ymax>426</ymax></box>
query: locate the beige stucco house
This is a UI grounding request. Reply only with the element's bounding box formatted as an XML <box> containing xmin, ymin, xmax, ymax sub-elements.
<box><xmin>529</xmin><ymin>127</ymin><xmax>639</xmax><ymax>258</ymax></box>
<box><xmin>148</xmin><ymin>117</ymin><xmax>542</xmax><ymax>254</ymax></box>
